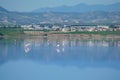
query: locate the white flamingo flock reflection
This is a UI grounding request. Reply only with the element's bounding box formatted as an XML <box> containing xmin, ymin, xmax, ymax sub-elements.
<box><xmin>56</xmin><ymin>41</ymin><xmax>65</xmax><ymax>53</ymax></box>
<box><xmin>24</xmin><ymin>38</ymin><xmax>67</xmax><ymax>54</ymax></box>
<box><xmin>0</xmin><ymin>37</ymin><xmax>120</xmax><ymax>66</ymax></box>
<box><xmin>23</xmin><ymin>38</ymin><xmax>120</xmax><ymax>54</ymax></box>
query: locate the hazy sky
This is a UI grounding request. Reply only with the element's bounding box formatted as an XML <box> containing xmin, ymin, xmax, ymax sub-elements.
<box><xmin>0</xmin><ymin>0</ymin><xmax>120</xmax><ymax>12</ymax></box>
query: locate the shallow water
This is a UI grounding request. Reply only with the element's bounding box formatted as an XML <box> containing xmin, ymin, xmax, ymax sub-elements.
<box><xmin>0</xmin><ymin>37</ymin><xmax>120</xmax><ymax>80</ymax></box>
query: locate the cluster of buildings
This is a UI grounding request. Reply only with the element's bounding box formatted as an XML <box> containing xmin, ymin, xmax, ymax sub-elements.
<box><xmin>21</xmin><ymin>24</ymin><xmax>120</xmax><ymax>32</ymax></box>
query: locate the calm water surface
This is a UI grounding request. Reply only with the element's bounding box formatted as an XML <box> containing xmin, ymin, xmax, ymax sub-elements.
<box><xmin>0</xmin><ymin>37</ymin><xmax>120</xmax><ymax>80</ymax></box>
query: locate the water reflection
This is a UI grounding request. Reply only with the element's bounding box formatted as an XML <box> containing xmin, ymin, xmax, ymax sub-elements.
<box><xmin>0</xmin><ymin>37</ymin><xmax>120</xmax><ymax>69</ymax></box>
<box><xmin>0</xmin><ymin>37</ymin><xmax>120</xmax><ymax>80</ymax></box>
<box><xmin>24</xmin><ymin>43</ymin><xmax>32</xmax><ymax>53</ymax></box>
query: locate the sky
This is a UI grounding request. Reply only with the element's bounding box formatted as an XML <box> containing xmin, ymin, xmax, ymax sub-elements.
<box><xmin>0</xmin><ymin>0</ymin><xmax>120</xmax><ymax>12</ymax></box>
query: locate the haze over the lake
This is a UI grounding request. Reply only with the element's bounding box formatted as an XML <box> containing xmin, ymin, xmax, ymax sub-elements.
<box><xmin>0</xmin><ymin>0</ymin><xmax>120</xmax><ymax>12</ymax></box>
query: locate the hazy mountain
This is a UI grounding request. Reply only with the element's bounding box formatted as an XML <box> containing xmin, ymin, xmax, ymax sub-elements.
<box><xmin>33</xmin><ymin>2</ymin><xmax>120</xmax><ymax>12</ymax></box>
<box><xmin>0</xmin><ymin>6</ymin><xmax>8</xmax><ymax>12</ymax></box>
<box><xmin>0</xmin><ymin>6</ymin><xmax>120</xmax><ymax>24</ymax></box>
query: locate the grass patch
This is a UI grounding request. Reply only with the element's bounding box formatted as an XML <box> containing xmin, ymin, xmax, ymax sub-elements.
<box><xmin>0</xmin><ymin>28</ymin><xmax>24</xmax><ymax>36</ymax></box>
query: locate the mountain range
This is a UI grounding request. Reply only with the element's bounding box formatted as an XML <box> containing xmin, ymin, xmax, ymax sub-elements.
<box><xmin>33</xmin><ymin>2</ymin><xmax>120</xmax><ymax>12</ymax></box>
<box><xmin>0</xmin><ymin>3</ymin><xmax>120</xmax><ymax>25</ymax></box>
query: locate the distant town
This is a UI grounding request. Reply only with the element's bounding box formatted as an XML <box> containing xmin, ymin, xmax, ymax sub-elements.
<box><xmin>0</xmin><ymin>23</ymin><xmax>120</xmax><ymax>32</ymax></box>
<box><xmin>21</xmin><ymin>24</ymin><xmax>120</xmax><ymax>32</ymax></box>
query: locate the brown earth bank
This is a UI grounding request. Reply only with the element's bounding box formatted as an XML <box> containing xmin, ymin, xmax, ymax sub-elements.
<box><xmin>22</xmin><ymin>31</ymin><xmax>120</xmax><ymax>40</ymax></box>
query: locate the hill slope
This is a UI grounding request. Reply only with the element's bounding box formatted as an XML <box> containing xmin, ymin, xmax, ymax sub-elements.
<box><xmin>0</xmin><ymin>6</ymin><xmax>8</xmax><ymax>12</ymax></box>
<box><xmin>0</xmin><ymin>6</ymin><xmax>120</xmax><ymax>24</ymax></box>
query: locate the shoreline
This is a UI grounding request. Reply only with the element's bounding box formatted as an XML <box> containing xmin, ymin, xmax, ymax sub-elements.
<box><xmin>1</xmin><ymin>33</ymin><xmax>120</xmax><ymax>41</ymax></box>
<box><xmin>0</xmin><ymin>29</ymin><xmax>120</xmax><ymax>40</ymax></box>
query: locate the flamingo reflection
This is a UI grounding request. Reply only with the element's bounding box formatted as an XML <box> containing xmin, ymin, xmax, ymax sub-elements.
<box><xmin>24</xmin><ymin>43</ymin><xmax>31</xmax><ymax>53</ymax></box>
